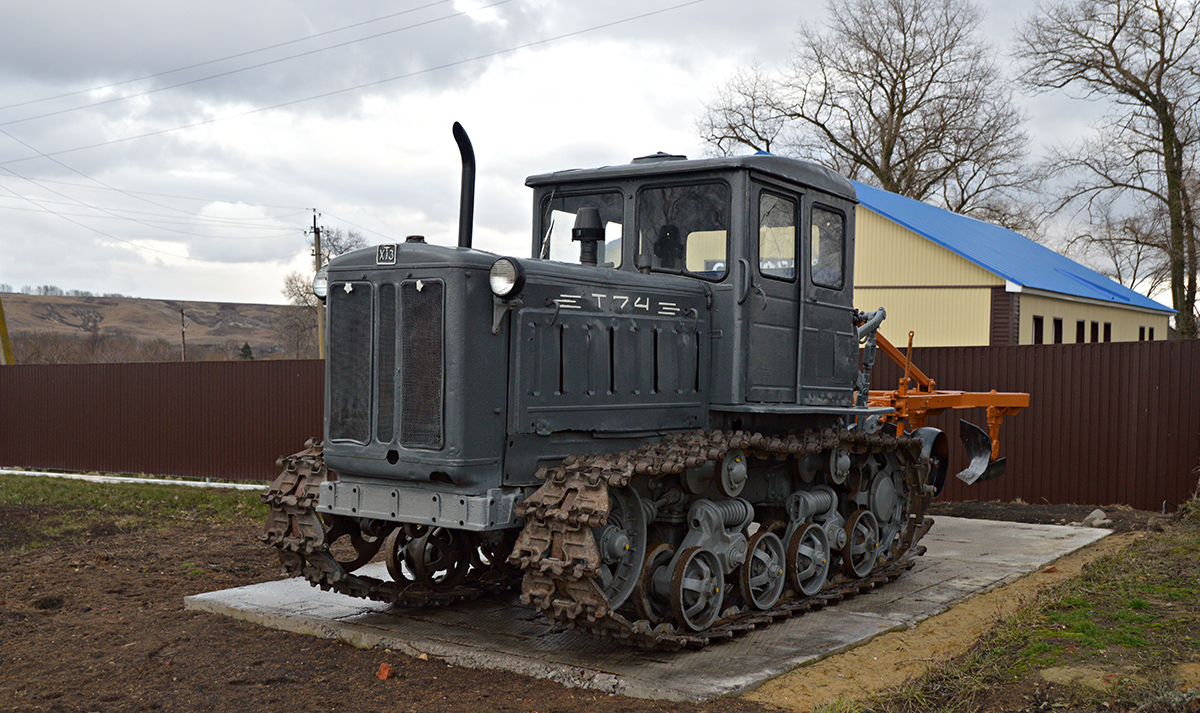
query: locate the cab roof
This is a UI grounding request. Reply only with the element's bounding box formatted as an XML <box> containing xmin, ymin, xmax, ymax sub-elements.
<box><xmin>525</xmin><ymin>153</ymin><xmax>857</xmax><ymax>202</ymax></box>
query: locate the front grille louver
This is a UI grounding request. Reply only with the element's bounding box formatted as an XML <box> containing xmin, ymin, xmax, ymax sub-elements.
<box><xmin>376</xmin><ymin>283</ymin><xmax>397</xmax><ymax>444</ymax></box>
<box><xmin>400</xmin><ymin>280</ymin><xmax>444</xmax><ymax>449</ymax></box>
<box><xmin>328</xmin><ymin>283</ymin><xmax>372</xmax><ymax>443</ymax></box>
<box><xmin>327</xmin><ymin>279</ymin><xmax>444</xmax><ymax>450</ymax></box>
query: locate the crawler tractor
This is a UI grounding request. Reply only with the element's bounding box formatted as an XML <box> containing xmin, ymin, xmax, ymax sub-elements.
<box><xmin>262</xmin><ymin>124</ymin><xmax>1028</xmax><ymax>647</ymax></box>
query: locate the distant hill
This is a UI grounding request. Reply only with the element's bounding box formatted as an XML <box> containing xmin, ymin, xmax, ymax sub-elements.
<box><xmin>0</xmin><ymin>293</ymin><xmax>313</xmax><ymax>363</ymax></box>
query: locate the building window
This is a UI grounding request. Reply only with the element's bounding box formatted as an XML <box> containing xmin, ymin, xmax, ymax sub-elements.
<box><xmin>1103</xmin><ymin>323</ymin><xmax>1112</xmax><ymax>342</ymax></box>
<box><xmin>1053</xmin><ymin>318</ymin><xmax>1064</xmax><ymax>344</ymax></box>
<box><xmin>1091</xmin><ymin>321</ymin><xmax>1100</xmax><ymax>343</ymax></box>
<box><xmin>1149</xmin><ymin>327</ymin><xmax>1155</xmax><ymax>340</ymax></box>
<box><xmin>1077</xmin><ymin>320</ymin><xmax>1086</xmax><ymax>343</ymax></box>
<box><xmin>1033</xmin><ymin>316</ymin><xmax>1044</xmax><ymax>344</ymax></box>
<box><xmin>1139</xmin><ymin>326</ymin><xmax>1146</xmax><ymax>341</ymax></box>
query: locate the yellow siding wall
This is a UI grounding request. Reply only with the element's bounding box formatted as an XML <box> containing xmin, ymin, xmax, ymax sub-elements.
<box><xmin>855</xmin><ymin>209</ymin><xmax>1003</xmax><ymax>288</ymax></box>
<box><xmin>855</xmin><ymin>208</ymin><xmax>1000</xmax><ymax>346</ymax></box>
<box><xmin>1019</xmin><ymin>294</ymin><xmax>1172</xmax><ymax>343</ymax></box>
<box><xmin>853</xmin><ymin>287</ymin><xmax>993</xmax><ymax>347</ymax></box>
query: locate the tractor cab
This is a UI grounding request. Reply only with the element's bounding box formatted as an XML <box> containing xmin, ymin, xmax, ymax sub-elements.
<box><xmin>525</xmin><ymin>152</ymin><xmax>860</xmax><ymax>417</ymax></box>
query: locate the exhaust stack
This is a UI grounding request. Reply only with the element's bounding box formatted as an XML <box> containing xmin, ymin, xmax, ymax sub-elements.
<box><xmin>453</xmin><ymin>122</ymin><xmax>475</xmax><ymax>249</ymax></box>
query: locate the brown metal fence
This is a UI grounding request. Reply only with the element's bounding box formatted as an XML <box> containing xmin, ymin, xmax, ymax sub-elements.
<box><xmin>0</xmin><ymin>342</ymin><xmax>1197</xmax><ymax>509</ymax></box>
<box><xmin>0</xmin><ymin>360</ymin><xmax>323</xmax><ymax>482</ymax></box>
<box><xmin>870</xmin><ymin>339</ymin><xmax>1200</xmax><ymax>511</ymax></box>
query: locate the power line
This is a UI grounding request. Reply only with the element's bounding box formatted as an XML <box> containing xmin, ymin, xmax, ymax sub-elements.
<box><xmin>0</xmin><ymin>163</ymin><xmax>303</xmax><ymax>240</ymax></box>
<box><xmin>0</xmin><ymin>201</ymin><xmax>301</xmax><ymax>236</ymax></box>
<box><xmin>0</xmin><ymin>0</ymin><xmax>513</xmax><ymax>129</ymax></box>
<box><xmin>0</xmin><ymin>180</ymin><xmax>306</xmax><ymax>230</ymax></box>
<box><xmin>0</xmin><ymin>0</ymin><xmax>456</xmax><ymax>113</ymax></box>
<box><xmin>0</xmin><ymin>182</ymin><xmax>303</xmax><ymax>263</ymax></box>
<box><xmin>0</xmin><ymin>121</ymin><xmax>311</xmax><ymax>230</ymax></box>
<box><xmin>3</xmin><ymin>175</ymin><xmax>310</xmax><ymax>211</ymax></box>
<box><xmin>0</xmin><ymin>125</ymin><xmax>206</xmax><ymax>218</ymax></box>
<box><xmin>317</xmin><ymin>211</ymin><xmax>396</xmax><ymax>242</ymax></box>
<box><xmin>0</xmin><ymin>0</ymin><xmax>712</xmax><ymax>167</ymax></box>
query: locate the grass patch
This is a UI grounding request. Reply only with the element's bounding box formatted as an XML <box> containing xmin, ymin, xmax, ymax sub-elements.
<box><xmin>1179</xmin><ymin>473</ymin><xmax>1200</xmax><ymax>521</ymax></box>
<box><xmin>0</xmin><ymin>473</ymin><xmax>263</xmax><ymax>554</ymax></box>
<box><xmin>832</xmin><ymin>517</ymin><xmax>1200</xmax><ymax>713</ymax></box>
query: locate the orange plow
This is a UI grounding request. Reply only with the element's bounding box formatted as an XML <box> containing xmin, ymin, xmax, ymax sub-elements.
<box><xmin>855</xmin><ymin>312</ymin><xmax>1029</xmax><ymax>491</ymax></box>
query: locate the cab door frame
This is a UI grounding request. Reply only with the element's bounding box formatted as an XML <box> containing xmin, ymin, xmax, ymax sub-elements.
<box><xmin>799</xmin><ymin>194</ymin><xmax>857</xmax><ymax>406</ymax></box>
<box><xmin>746</xmin><ymin>181</ymin><xmax>802</xmax><ymax>403</ymax></box>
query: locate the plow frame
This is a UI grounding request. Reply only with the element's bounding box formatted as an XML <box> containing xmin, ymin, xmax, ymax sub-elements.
<box><xmin>865</xmin><ymin>331</ymin><xmax>1029</xmax><ymax>462</ymax></box>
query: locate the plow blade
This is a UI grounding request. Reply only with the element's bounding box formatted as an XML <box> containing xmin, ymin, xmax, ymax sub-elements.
<box><xmin>955</xmin><ymin>420</ymin><xmax>1006</xmax><ymax>485</ymax></box>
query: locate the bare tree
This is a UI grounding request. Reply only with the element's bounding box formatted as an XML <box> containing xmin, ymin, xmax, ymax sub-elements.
<box><xmin>1016</xmin><ymin>0</ymin><xmax>1200</xmax><ymax>337</ymax></box>
<box><xmin>1062</xmin><ymin>204</ymin><xmax>1173</xmax><ymax>298</ymax></box>
<box><xmin>697</xmin><ymin>64</ymin><xmax>787</xmax><ymax>156</ymax></box>
<box><xmin>277</xmin><ymin>272</ymin><xmax>319</xmax><ymax>358</ymax></box>
<box><xmin>317</xmin><ymin>228</ymin><xmax>368</xmax><ymax>266</ymax></box>
<box><xmin>282</xmin><ymin>270</ymin><xmax>319</xmax><ymax>311</ymax></box>
<box><xmin>277</xmin><ymin>227</ymin><xmax>367</xmax><ymax>357</ymax></box>
<box><xmin>283</xmin><ymin>228</ymin><xmax>366</xmax><ymax>305</ymax></box>
<box><xmin>699</xmin><ymin>0</ymin><xmax>1040</xmax><ymax>230</ymax></box>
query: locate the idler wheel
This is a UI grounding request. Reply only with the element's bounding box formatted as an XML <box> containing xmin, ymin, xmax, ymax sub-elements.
<box><xmin>321</xmin><ymin>515</ymin><xmax>385</xmax><ymax>573</ymax></box>
<box><xmin>842</xmin><ymin>510</ymin><xmax>880</xmax><ymax>578</ymax></box>
<box><xmin>383</xmin><ymin>527</ymin><xmax>417</xmax><ymax>584</ymax></box>
<box><xmin>786</xmin><ymin>523</ymin><xmax>830</xmax><ymax>596</ymax></box>
<box><xmin>409</xmin><ymin>527</ymin><xmax>472</xmax><ymax>591</ymax></box>
<box><xmin>592</xmin><ymin>486</ymin><xmax>647</xmax><ymax>610</ymax></box>
<box><xmin>473</xmin><ymin>528</ymin><xmax>520</xmax><ymax>575</ymax></box>
<box><xmin>670</xmin><ymin>546</ymin><xmax>724</xmax><ymax>632</ymax></box>
<box><xmin>739</xmin><ymin>531</ymin><xmax>786</xmax><ymax>610</ymax></box>
<box><xmin>632</xmin><ymin>542</ymin><xmax>675</xmax><ymax>624</ymax></box>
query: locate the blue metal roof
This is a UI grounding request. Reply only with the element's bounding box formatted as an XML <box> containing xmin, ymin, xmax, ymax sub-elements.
<box><xmin>851</xmin><ymin>180</ymin><xmax>1174</xmax><ymax>314</ymax></box>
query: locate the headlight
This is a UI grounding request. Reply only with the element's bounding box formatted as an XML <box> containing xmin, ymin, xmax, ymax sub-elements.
<box><xmin>489</xmin><ymin>258</ymin><xmax>524</xmax><ymax>298</ymax></box>
<box><xmin>312</xmin><ymin>267</ymin><xmax>329</xmax><ymax>300</ymax></box>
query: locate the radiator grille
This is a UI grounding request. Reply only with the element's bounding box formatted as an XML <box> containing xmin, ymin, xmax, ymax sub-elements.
<box><xmin>400</xmin><ymin>280</ymin><xmax>444</xmax><ymax>449</ymax></box>
<box><xmin>376</xmin><ymin>283</ymin><xmax>397</xmax><ymax>443</ymax></box>
<box><xmin>328</xmin><ymin>282</ymin><xmax>372</xmax><ymax>443</ymax></box>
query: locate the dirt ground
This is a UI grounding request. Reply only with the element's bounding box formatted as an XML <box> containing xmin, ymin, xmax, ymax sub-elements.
<box><xmin>0</xmin><ymin>498</ymin><xmax>1176</xmax><ymax>713</ymax></box>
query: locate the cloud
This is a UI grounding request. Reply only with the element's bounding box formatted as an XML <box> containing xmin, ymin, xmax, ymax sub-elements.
<box><xmin>0</xmin><ymin>0</ymin><xmax>1055</xmax><ymax>303</ymax></box>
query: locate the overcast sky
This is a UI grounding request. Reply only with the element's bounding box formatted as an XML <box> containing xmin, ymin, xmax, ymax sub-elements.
<box><xmin>0</xmin><ymin>0</ymin><xmax>1075</xmax><ymax>305</ymax></box>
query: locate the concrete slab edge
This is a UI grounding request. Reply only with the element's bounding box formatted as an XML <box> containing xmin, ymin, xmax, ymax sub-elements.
<box><xmin>184</xmin><ymin>595</ymin><xmax>686</xmax><ymax>701</ymax></box>
<box><xmin>729</xmin><ymin>621</ymin><xmax>912</xmax><ymax>697</ymax></box>
<box><xmin>739</xmin><ymin>520</ymin><xmax>1113</xmax><ymax>696</ymax></box>
<box><xmin>732</xmin><ymin>527</ymin><xmax>1113</xmax><ymax>696</ymax></box>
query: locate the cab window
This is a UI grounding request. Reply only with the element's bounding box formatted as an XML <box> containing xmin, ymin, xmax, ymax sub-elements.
<box><xmin>539</xmin><ymin>192</ymin><xmax>623</xmax><ymax>268</ymax></box>
<box><xmin>811</xmin><ymin>205</ymin><xmax>845</xmax><ymax>290</ymax></box>
<box><xmin>636</xmin><ymin>183</ymin><xmax>730</xmax><ymax>279</ymax></box>
<box><xmin>759</xmin><ymin>192</ymin><xmax>797</xmax><ymax>280</ymax></box>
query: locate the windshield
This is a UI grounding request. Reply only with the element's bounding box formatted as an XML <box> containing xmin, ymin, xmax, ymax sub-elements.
<box><xmin>636</xmin><ymin>183</ymin><xmax>730</xmax><ymax>279</ymax></box>
<box><xmin>538</xmin><ymin>192</ymin><xmax>623</xmax><ymax>268</ymax></box>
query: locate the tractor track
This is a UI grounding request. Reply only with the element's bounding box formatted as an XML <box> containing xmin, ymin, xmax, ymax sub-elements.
<box><xmin>262</xmin><ymin>428</ymin><xmax>934</xmax><ymax>649</ymax></box>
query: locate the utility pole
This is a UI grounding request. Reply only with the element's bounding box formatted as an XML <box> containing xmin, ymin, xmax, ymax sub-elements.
<box><xmin>312</xmin><ymin>210</ymin><xmax>326</xmax><ymax>359</ymax></box>
<box><xmin>0</xmin><ymin>293</ymin><xmax>15</xmax><ymax>365</ymax></box>
<box><xmin>180</xmin><ymin>307</ymin><xmax>189</xmax><ymax>362</ymax></box>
